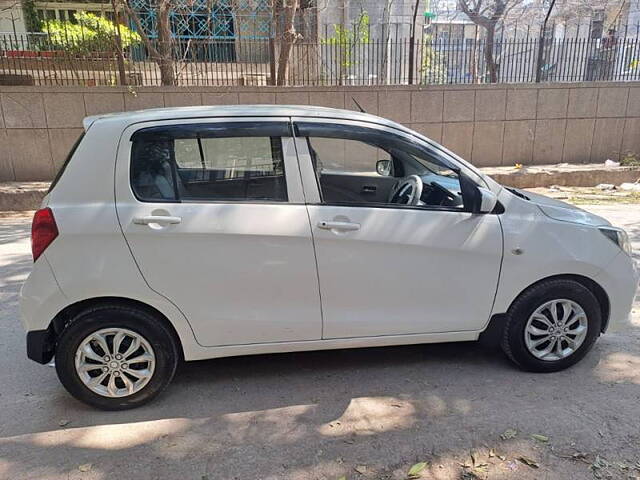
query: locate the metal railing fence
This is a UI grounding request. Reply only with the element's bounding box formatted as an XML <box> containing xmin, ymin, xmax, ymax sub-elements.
<box><xmin>1</xmin><ymin>31</ymin><xmax>639</xmax><ymax>86</ymax></box>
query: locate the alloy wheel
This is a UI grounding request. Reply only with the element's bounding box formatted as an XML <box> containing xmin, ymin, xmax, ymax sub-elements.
<box><xmin>74</xmin><ymin>328</ymin><xmax>156</xmax><ymax>398</ymax></box>
<box><xmin>524</xmin><ymin>299</ymin><xmax>588</xmax><ymax>361</ymax></box>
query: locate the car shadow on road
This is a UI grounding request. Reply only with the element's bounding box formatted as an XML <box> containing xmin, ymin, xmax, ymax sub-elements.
<box><xmin>2</xmin><ymin>335</ymin><xmax>638</xmax><ymax>480</ymax></box>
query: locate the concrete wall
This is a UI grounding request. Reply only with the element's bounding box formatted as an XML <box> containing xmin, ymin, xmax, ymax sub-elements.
<box><xmin>1</xmin><ymin>82</ymin><xmax>639</xmax><ymax>181</ymax></box>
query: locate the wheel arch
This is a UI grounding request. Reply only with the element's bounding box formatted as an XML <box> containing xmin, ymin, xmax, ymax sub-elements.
<box><xmin>49</xmin><ymin>296</ymin><xmax>185</xmax><ymax>361</ymax></box>
<box><xmin>496</xmin><ymin>274</ymin><xmax>610</xmax><ymax>333</ymax></box>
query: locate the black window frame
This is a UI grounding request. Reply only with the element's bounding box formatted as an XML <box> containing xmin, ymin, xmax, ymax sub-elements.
<box><xmin>129</xmin><ymin>121</ymin><xmax>291</xmax><ymax>204</ymax></box>
<box><xmin>294</xmin><ymin>121</ymin><xmax>474</xmax><ymax>213</ymax></box>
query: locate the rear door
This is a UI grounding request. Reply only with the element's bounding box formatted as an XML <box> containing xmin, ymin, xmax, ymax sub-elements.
<box><xmin>115</xmin><ymin>118</ymin><xmax>322</xmax><ymax>347</ymax></box>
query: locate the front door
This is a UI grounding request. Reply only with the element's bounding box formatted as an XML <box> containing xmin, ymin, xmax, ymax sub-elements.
<box><xmin>293</xmin><ymin>119</ymin><xmax>503</xmax><ymax>339</ymax></box>
<box><xmin>115</xmin><ymin>118</ymin><xmax>322</xmax><ymax>347</ymax></box>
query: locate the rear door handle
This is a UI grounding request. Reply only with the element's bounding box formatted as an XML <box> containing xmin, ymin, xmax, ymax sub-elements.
<box><xmin>133</xmin><ymin>215</ymin><xmax>182</xmax><ymax>226</ymax></box>
<box><xmin>361</xmin><ymin>185</ymin><xmax>377</xmax><ymax>193</ymax></box>
<box><xmin>317</xmin><ymin>221</ymin><xmax>361</xmax><ymax>231</ymax></box>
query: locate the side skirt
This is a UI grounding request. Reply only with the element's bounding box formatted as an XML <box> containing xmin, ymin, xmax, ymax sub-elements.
<box><xmin>183</xmin><ymin>330</ymin><xmax>481</xmax><ymax>362</ymax></box>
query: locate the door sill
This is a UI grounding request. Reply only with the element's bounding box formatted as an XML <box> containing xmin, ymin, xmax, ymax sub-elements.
<box><xmin>185</xmin><ymin>330</ymin><xmax>480</xmax><ymax>361</ymax></box>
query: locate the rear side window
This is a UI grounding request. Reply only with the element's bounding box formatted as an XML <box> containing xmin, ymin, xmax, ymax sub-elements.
<box><xmin>130</xmin><ymin>123</ymin><xmax>288</xmax><ymax>202</ymax></box>
<box><xmin>48</xmin><ymin>132</ymin><xmax>85</xmax><ymax>193</ymax></box>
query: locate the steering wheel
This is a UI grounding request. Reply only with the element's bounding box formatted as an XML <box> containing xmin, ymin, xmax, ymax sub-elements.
<box><xmin>389</xmin><ymin>175</ymin><xmax>424</xmax><ymax>206</ymax></box>
<box><xmin>428</xmin><ymin>180</ymin><xmax>462</xmax><ymax>207</ymax></box>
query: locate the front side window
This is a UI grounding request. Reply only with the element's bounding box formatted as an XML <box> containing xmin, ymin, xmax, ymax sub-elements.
<box><xmin>299</xmin><ymin>122</ymin><xmax>466</xmax><ymax>210</ymax></box>
<box><xmin>130</xmin><ymin>122</ymin><xmax>288</xmax><ymax>202</ymax></box>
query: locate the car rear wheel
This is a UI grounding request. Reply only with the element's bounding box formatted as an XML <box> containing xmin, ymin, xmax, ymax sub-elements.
<box><xmin>55</xmin><ymin>304</ymin><xmax>179</xmax><ymax>410</ymax></box>
<box><xmin>501</xmin><ymin>279</ymin><xmax>602</xmax><ymax>372</ymax></box>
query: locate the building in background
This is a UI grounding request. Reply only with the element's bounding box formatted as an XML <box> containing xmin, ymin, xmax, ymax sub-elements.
<box><xmin>0</xmin><ymin>0</ymin><xmax>27</xmax><ymax>32</ymax></box>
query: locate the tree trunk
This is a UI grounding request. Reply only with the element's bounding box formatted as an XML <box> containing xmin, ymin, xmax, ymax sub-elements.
<box><xmin>408</xmin><ymin>0</ymin><xmax>420</xmax><ymax>84</ymax></box>
<box><xmin>379</xmin><ymin>0</ymin><xmax>393</xmax><ymax>84</ymax></box>
<box><xmin>484</xmin><ymin>24</ymin><xmax>499</xmax><ymax>83</ymax></box>
<box><xmin>111</xmin><ymin>0</ymin><xmax>127</xmax><ymax>86</ymax></box>
<box><xmin>157</xmin><ymin>0</ymin><xmax>176</xmax><ymax>86</ymax></box>
<box><xmin>275</xmin><ymin>0</ymin><xmax>299</xmax><ymax>86</ymax></box>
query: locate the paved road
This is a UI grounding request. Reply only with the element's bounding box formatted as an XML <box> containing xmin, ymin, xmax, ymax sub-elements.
<box><xmin>0</xmin><ymin>206</ymin><xmax>638</xmax><ymax>480</ymax></box>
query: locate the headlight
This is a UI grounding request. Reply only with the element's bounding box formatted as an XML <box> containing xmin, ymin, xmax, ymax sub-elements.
<box><xmin>599</xmin><ymin>227</ymin><xmax>633</xmax><ymax>256</ymax></box>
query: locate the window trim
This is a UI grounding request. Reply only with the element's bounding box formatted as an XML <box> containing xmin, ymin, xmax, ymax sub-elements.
<box><xmin>312</xmin><ymin>201</ymin><xmax>471</xmax><ymax>214</ymax></box>
<box><xmin>128</xmin><ymin>121</ymin><xmax>293</xmax><ymax>204</ymax></box>
<box><xmin>130</xmin><ymin>122</ymin><xmax>290</xmax><ymax>141</ymax></box>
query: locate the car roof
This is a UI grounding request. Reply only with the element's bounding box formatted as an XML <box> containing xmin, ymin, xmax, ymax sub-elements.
<box><xmin>83</xmin><ymin>104</ymin><xmax>403</xmax><ymax>131</ymax></box>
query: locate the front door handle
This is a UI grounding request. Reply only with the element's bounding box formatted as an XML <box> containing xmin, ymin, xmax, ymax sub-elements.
<box><xmin>317</xmin><ymin>221</ymin><xmax>361</xmax><ymax>231</ymax></box>
<box><xmin>133</xmin><ymin>215</ymin><xmax>182</xmax><ymax>226</ymax></box>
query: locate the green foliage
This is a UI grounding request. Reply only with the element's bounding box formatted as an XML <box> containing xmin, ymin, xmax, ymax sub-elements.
<box><xmin>620</xmin><ymin>152</ymin><xmax>640</xmax><ymax>166</ymax></box>
<box><xmin>22</xmin><ymin>0</ymin><xmax>41</xmax><ymax>32</ymax></box>
<box><xmin>43</xmin><ymin>12</ymin><xmax>141</xmax><ymax>53</ymax></box>
<box><xmin>420</xmin><ymin>34</ymin><xmax>447</xmax><ymax>84</ymax></box>
<box><xmin>322</xmin><ymin>11</ymin><xmax>370</xmax><ymax>70</ymax></box>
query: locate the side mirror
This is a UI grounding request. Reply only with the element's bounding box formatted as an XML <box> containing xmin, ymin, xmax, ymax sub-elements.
<box><xmin>459</xmin><ymin>171</ymin><xmax>498</xmax><ymax>214</ymax></box>
<box><xmin>376</xmin><ymin>159</ymin><xmax>392</xmax><ymax>176</ymax></box>
<box><xmin>477</xmin><ymin>187</ymin><xmax>498</xmax><ymax>213</ymax></box>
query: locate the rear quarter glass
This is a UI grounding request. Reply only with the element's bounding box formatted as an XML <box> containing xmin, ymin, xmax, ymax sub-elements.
<box><xmin>48</xmin><ymin>132</ymin><xmax>86</xmax><ymax>193</ymax></box>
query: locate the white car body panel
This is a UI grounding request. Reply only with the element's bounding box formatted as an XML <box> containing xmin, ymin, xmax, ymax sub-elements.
<box><xmin>20</xmin><ymin>116</ymin><xmax>203</xmax><ymax>356</ymax></box>
<box><xmin>18</xmin><ymin>105</ymin><xmax>639</xmax><ymax>364</ymax></box>
<box><xmin>305</xmin><ymin>204</ymin><xmax>502</xmax><ymax>337</ymax></box>
<box><xmin>491</xmin><ymin>187</ymin><xmax>638</xmax><ymax>330</ymax></box>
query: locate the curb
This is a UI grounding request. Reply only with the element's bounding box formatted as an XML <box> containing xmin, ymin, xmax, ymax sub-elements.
<box><xmin>1</xmin><ymin>165</ymin><xmax>639</xmax><ymax>211</ymax></box>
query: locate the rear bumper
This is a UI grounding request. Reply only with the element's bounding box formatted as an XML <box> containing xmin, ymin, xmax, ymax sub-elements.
<box><xmin>20</xmin><ymin>255</ymin><xmax>66</xmax><ymax>332</ymax></box>
<box><xmin>26</xmin><ymin>329</ymin><xmax>55</xmax><ymax>364</ymax></box>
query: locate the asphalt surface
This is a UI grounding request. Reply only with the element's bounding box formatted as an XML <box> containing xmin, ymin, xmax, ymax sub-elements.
<box><xmin>0</xmin><ymin>205</ymin><xmax>638</xmax><ymax>480</ymax></box>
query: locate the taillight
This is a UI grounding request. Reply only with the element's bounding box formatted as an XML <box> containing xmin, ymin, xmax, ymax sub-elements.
<box><xmin>31</xmin><ymin>208</ymin><xmax>58</xmax><ymax>262</ymax></box>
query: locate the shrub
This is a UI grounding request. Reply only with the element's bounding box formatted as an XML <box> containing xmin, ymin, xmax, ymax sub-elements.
<box><xmin>42</xmin><ymin>12</ymin><xmax>141</xmax><ymax>53</ymax></box>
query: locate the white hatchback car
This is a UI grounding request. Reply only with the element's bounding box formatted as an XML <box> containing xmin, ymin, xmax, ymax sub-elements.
<box><xmin>21</xmin><ymin>105</ymin><xmax>638</xmax><ymax>409</ymax></box>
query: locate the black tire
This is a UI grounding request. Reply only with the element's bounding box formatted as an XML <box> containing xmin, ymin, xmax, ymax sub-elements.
<box><xmin>55</xmin><ymin>304</ymin><xmax>179</xmax><ymax>410</ymax></box>
<box><xmin>501</xmin><ymin>279</ymin><xmax>602</xmax><ymax>373</ymax></box>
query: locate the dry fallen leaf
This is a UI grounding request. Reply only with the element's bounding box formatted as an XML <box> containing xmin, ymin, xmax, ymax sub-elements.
<box><xmin>518</xmin><ymin>456</ymin><xmax>539</xmax><ymax>469</ymax></box>
<box><xmin>78</xmin><ymin>463</ymin><xmax>92</xmax><ymax>472</ymax></box>
<box><xmin>461</xmin><ymin>470</ymin><xmax>482</xmax><ymax>480</ymax></box>
<box><xmin>354</xmin><ymin>465</ymin><xmax>368</xmax><ymax>475</ymax></box>
<box><xmin>531</xmin><ymin>434</ymin><xmax>549</xmax><ymax>443</ymax></box>
<box><xmin>407</xmin><ymin>461</ymin><xmax>428</xmax><ymax>478</ymax></box>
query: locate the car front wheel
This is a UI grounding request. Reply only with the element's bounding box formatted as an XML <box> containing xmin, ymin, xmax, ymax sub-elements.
<box><xmin>501</xmin><ymin>279</ymin><xmax>602</xmax><ymax>372</ymax></box>
<box><xmin>55</xmin><ymin>304</ymin><xmax>179</xmax><ymax>410</ymax></box>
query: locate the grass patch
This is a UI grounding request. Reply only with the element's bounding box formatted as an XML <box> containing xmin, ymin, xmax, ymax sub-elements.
<box><xmin>568</xmin><ymin>192</ymin><xmax>640</xmax><ymax>205</ymax></box>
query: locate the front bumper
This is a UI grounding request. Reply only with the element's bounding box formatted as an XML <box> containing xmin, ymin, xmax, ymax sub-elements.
<box><xmin>596</xmin><ymin>251</ymin><xmax>639</xmax><ymax>333</ymax></box>
<box><xmin>26</xmin><ymin>329</ymin><xmax>55</xmax><ymax>364</ymax></box>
